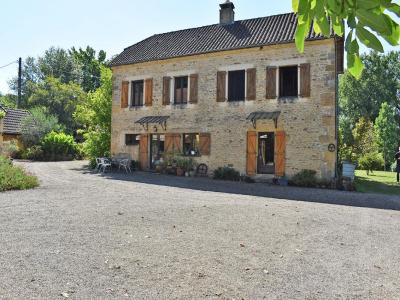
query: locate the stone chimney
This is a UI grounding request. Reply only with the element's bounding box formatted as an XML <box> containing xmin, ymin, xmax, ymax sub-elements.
<box><xmin>220</xmin><ymin>1</ymin><xmax>235</xmax><ymax>25</ymax></box>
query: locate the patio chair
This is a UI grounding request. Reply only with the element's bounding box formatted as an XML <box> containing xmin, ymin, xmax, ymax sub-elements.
<box><xmin>99</xmin><ymin>158</ymin><xmax>112</xmax><ymax>173</ymax></box>
<box><xmin>118</xmin><ymin>158</ymin><xmax>132</xmax><ymax>173</ymax></box>
<box><xmin>95</xmin><ymin>157</ymin><xmax>103</xmax><ymax>172</ymax></box>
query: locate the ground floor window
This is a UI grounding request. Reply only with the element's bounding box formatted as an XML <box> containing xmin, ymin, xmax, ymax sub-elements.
<box><xmin>125</xmin><ymin>134</ymin><xmax>140</xmax><ymax>146</ymax></box>
<box><xmin>183</xmin><ymin>133</ymin><xmax>200</xmax><ymax>156</ymax></box>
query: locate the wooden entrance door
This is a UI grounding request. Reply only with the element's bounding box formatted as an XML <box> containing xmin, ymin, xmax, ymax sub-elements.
<box><xmin>139</xmin><ymin>134</ymin><xmax>149</xmax><ymax>171</ymax></box>
<box><xmin>246</xmin><ymin>131</ymin><xmax>257</xmax><ymax>176</ymax></box>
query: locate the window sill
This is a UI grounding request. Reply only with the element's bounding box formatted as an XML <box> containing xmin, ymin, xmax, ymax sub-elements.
<box><xmin>278</xmin><ymin>96</ymin><xmax>299</xmax><ymax>103</ymax></box>
<box><xmin>129</xmin><ymin>106</ymin><xmax>145</xmax><ymax>111</ymax></box>
<box><xmin>125</xmin><ymin>144</ymin><xmax>139</xmax><ymax>147</ymax></box>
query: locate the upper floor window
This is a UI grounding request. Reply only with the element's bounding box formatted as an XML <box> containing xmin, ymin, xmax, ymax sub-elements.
<box><xmin>131</xmin><ymin>80</ymin><xmax>144</xmax><ymax>107</ymax></box>
<box><xmin>228</xmin><ymin>70</ymin><xmax>245</xmax><ymax>101</ymax></box>
<box><xmin>183</xmin><ymin>133</ymin><xmax>200</xmax><ymax>156</ymax></box>
<box><xmin>174</xmin><ymin>76</ymin><xmax>188</xmax><ymax>104</ymax></box>
<box><xmin>279</xmin><ymin>66</ymin><xmax>298</xmax><ymax>97</ymax></box>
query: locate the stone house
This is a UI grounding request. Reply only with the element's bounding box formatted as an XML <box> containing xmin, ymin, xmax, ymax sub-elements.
<box><xmin>110</xmin><ymin>1</ymin><xmax>343</xmax><ymax>179</ymax></box>
<box><xmin>0</xmin><ymin>105</ymin><xmax>30</xmax><ymax>149</ymax></box>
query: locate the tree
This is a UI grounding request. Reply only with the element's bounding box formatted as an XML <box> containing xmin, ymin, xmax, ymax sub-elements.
<box><xmin>374</xmin><ymin>102</ymin><xmax>399</xmax><ymax>169</ymax></box>
<box><xmin>70</xmin><ymin>46</ymin><xmax>107</xmax><ymax>92</ymax></box>
<box><xmin>20</xmin><ymin>107</ymin><xmax>63</xmax><ymax>147</ymax></box>
<box><xmin>27</xmin><ymin>77</ymin><xmax>86</xmax><ymax>133</ymax></box>
<box><xmin>353</xmin><ymin>117</ymin><xmax>378</xmax><ymax>156</ymax></box>
<box><xmin>339</xmin><ymin>51</ymin><xmax>400</xmax><ymax>124</ymax></box>
<box><xmin>0</xmin><ymin>93</ymin><xmax>17</xmax><ymax>108</ymax></box>
<box><xmin>293</xmin><ymin>0</ymin><xmax>400</xmax><ymax>78</ymax></box>
<box><xmin>74</xmin><ymin>66</ymin><xmax>112</xmax><ymax>161</ymax></box>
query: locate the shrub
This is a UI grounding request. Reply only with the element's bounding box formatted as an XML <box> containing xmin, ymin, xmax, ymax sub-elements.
<box><xmin>21</xmin><ymin>145</ymin><xmax>44</xmax><ymax>160</ymax></box>
<box><xmin>357</xmin><ymin>151</ymin><xmax>384</xmax><ymax>175</ymax></box>
<box><xmin>0</xmin><ymin>140</ymin><xmax>20</xmax><ymax>159</ymax></box>
<box><xmin>0</xmin><ymin>156</ymin><xmax>39</xmax><ymax>192</ymax></box>
<box><xmin>20</xmin><ymin>107</ymin><xmax>64</xmax><ymax>148</ymax></box>
<box><xmin>391</xmin><ymin>161</ymin><xmax>398</xmax><ymax>172</ymax></box>
<box><xmin>213</xmin><ymin>166</ymin><xmax>241</xmax><ymax>181</ymax></box>
<box><xmin>289</xmin><ymin>169</ymin><xmax>318</xmax><ymax>187</ymax></box>
<box><xmin>41</xmin><ymin>131</ymin><xmax>77</xmax><ymax>161</ymax></box>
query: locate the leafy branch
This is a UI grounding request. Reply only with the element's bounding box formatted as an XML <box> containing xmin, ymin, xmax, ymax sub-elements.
<box><xmin>293</xmin><ymin>0</ymin><xmax>400</xmax><ymax>78</ymax></box>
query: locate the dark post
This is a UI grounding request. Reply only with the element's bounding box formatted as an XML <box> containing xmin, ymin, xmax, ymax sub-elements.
<box><xmin>17</xmin><ymin>57</ymin><xmax>22</xmax><ymax>108</ymax></box>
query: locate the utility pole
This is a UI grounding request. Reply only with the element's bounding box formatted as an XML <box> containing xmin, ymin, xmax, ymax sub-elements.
<box><xmin>17</xmin><ymin>57</ymin><xmax>22</xmax><ymax>108</ymax></box>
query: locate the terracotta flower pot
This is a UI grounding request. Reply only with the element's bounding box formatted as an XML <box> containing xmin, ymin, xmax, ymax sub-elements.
<box><xmin>176</xmin><ymin>167</ymin><xmax>185</xmax><ymax>176</ymax></box>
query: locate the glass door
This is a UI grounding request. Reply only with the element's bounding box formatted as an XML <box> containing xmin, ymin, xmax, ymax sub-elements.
<box><xmin>150</xmin><ymin>134</ymin><xmax>165</xmax><ymax>170</ymax></box>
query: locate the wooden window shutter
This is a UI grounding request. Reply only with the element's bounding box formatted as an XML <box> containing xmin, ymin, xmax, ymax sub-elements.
<box><xmin>199</xmin><ymin>133</ymin><xmax>211</xmax><ymax>156</ymax></box>
<box><xmin>144</xmin><ymin>78</ymin><xmax>153</xmax><ymax>106</ymax></box>
<box><xmin>121</xmin><ymin>81</ymin><xmax>129</xmax><ymax>108</ymax></box>
<box><xmin>139</xmin><ymin>134</ymin><xmax>149</xmax><ymax>170</ymax></box>
<box><xmin>246</xmin><ymin>131</ymin><xmax>257</xmax><ymax>176</ymax></box>
<box><xmin>335</xmin><ymin>37</ymin><xmax>344</xmax><ymax>74</ymax></box>
<box><xmin>274</xmin><ymin>131</ymin><xmax>286</xmax><ymax>177</ymax></box>
<box><xmin>246</xmin><ymin>68</ymin><xmax>256</xmax><ymax>100</ymax></box>
<box><xmin>189</xmin><ymin>74</ymin><xmax>198</xmax><ymax>103</ymax></box>
<box><xmin>162</xmin><ymin>77</ymin><xmax>171</xmax><ymax>105</ymax></box>
<box><xmin>172</xmin><ymin>134</ymin><xmax>182</xmax><ymax>153</ymax></box>
<box><xmin>216</xmin><ymin>71</ymin><xmax>226</xmax><ymax>102</ymax></box>
<box><xmin>300</xmin><ymin>63</ymin><xmax>311</xmax><ymax>97</ymax></box>
<box><xmin>266</xmin><ymin>67</ymin><xmax>277</xmax><ymax>99</ymax></box>
<box><xmin>165</xmin><ymin>134</ymin><xmax>174</xmax><ymax>153</ymax></box>
<box><xmin>165</xmin><ymin>133</ymin><xmax>182</xmax><ymax>153</ymax></box>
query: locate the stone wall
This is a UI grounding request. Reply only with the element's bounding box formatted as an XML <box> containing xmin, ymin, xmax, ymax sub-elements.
<box><xmin>111</xmin><ymin>39</ymin><xmax>337</xmax><ymax>179</ymax></box>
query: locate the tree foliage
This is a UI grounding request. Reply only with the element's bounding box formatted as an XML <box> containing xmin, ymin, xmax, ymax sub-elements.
<box><xmin>374</xmin><ymin>102</ymin><xmax>399</xmax><ymax>167</ymax></box>
<box><xmin>74</xmin><ymin>66</ymin><xmax>112</xmax><ymax>160</ymax></box>
<box><xmin>293</xmin><ymin>0</ymin><xmax>400</xmax><ymax>78</ymax></box>
<box><xmin>27</xmin><ymin>77</ymin><xmax>86</xmax><ymax>133</ymax></box>
<box><xmin>339</xmin><ymin>51</ymin><xmax>400</xmax><ymax>123</ymax></box>
<box><xmin>20</xmin><ymin>107</ymin><xmax>63</xmax><ymax>147</ymax></box>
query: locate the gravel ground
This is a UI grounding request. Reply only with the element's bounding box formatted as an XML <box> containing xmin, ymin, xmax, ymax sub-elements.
<box><xmin>0</xmin><ymin>161</ymin><xmax>399</xmax><ymax>300</ymax></box>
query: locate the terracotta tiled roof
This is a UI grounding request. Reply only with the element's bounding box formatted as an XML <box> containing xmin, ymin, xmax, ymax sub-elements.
<box><xmin>110</xmin><ymin>13</ymin><xmax>330</xmax><ymax>67</ymax></box>
<box><xmin>0</xmin><ymin>106</ymin><xmax>30</xmax><ymax>135</ymax></box>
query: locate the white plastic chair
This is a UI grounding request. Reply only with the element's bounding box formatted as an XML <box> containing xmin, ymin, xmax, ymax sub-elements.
<box><xmin>99</xmin><ymin>158</ymin><xmax>112</xmax><ymax>173</ymax></box>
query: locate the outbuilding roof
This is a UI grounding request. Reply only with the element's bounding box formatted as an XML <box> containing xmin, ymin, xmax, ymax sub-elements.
<box><xmin>110</xmin><ymin>12</ymin><xmax>330</xmax><ymax>67</ymax></box>
<box><xmin>0</xmin><ymin>106</ymin><xmax>30</xmax><ymax>135</ymax></box>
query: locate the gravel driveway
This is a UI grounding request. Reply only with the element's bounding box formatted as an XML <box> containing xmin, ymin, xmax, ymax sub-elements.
<box><xmin>1</xmin><ymin>161</ymin><xmax>399</xmax><ymax>299</ymax></box>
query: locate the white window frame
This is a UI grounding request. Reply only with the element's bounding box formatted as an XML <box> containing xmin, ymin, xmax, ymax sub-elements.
<box><xmin>166</xmin><ymin>70</ymin><xmax>196</xmax><ymax>105</ymax></box>
<box><xmin>272</xmin><ymin>59</ymin><xmax>308</xmax><ymax>98</ymax></box>
<box><xmin>218</xmin><ymin>64</ymin><xmax>253</xmax><ymax>102</ymax></box>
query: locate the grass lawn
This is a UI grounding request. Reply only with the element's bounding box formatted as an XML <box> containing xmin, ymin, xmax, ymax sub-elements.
<box><xmin>355</xmin><ymin>170</ymin><xmax>399</xmax><ymax>196</ymax></box>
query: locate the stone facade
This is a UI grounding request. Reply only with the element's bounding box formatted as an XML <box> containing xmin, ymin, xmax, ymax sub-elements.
<box><xmin>111</xmin><ymin>38</ymin><xmax>338</xmax><ymax>179</ymax></box>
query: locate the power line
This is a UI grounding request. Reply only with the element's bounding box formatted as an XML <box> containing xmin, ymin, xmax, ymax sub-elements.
<box><xmin>0</xmin><ymin>60</ymin><xmax>18</xmax><ymax>69</ymax></box>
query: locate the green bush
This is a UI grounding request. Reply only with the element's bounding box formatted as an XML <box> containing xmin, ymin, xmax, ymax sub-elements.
<box><xmin>289</xmin><ymin>169</ymin><xmax>318</xmax><ymax>187</ymax></box>
<box><xmin>213</xmin><ymin>166</ymin><xmax>241</xmax><ymax>181</ymax></box>
<box><xmin>41</xmin><ymin>131</ymin><xmax>77</xmax><ymax>161</ymax></box>
<box><xmin>0</xmin><ymin>156</ymin><xmax>39</xmax><ymax>192</ymax></box>
<box><xmin>357</xmin><ymin>151</ymin><xmax>384</xmax><ymax>174</ymax></box>
<box><xmin>21</xmin><ymin>145</ymin><xmax>44</xmax><ymax>160</ymax></box>
<box><xmin>0</xmin><ymin>140</ymin><xmax>21</xmax><ymax>159</ymax></box>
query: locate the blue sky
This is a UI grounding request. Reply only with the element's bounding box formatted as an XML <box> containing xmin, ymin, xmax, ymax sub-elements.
<box><xmin>0</xmin><ymin>0</ymin><xmax>398</xmax><ymax>94</ymax></box>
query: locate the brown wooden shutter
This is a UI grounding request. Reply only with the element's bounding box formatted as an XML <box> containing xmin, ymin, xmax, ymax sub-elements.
<box><xmin>335</xmin><ymin>37</ymin><xmax>344</xmax><ymax>74</ymax></box>
<box><xmin>246</xmin><ymin>68</ymin><xmax>256</xmax><ymax>100</ymax></box>
<box><xmin>121</xmin><ymin>81</ymin><xmax>129</xmax><ymax>108</ymax></box>
<box><xmin>300</xmin><ymin>63</ymin><xmax>311</xmax><ymax>97</ymax></box>
<box><xmin>216</xmin><ymin>71</ymin><xmax>226</xmax><ymax>102</ymax></box>
<box><xmin>165</xmin><ymin>133</ymin><xmax>181</xmax><ymax>153</ymax></box>
<box><xmin>144</xmin><ymin>78</ymin><xmax>153</xmax><ymax>106</ymax></box>
<box><xmin>266</xmin><ymin>67</ymin><xmax>277</xmax><ymax>99</ymax></box>
<box><xmin>163</xmin><ymin>77</ymin><xmax>171</xmax><ymax>105</ymax></box>
<box><xmin>275</xmin><ymin>131</ymin><xmax>286</xmax><ymax>177</ymax></box>
<box><xmin>199</xmin><ymin>133</ymin><xmax>211</xmax><ymax>156</ymax></box>
<box><xmin>189</xmin><ymin>74</ymin><xmax>198</xmax><ymax>103</ymax></box>
<box><xmin>165</xmin><ymin>134</ymin><xmax>174</xmax><ymax>153</ymax></box>
<box><xmin>172</xmin><ymin>134</ymin><xmax>182</xmax><ymax>153</ymax></box>
<box><xmin>246</xmin><ymin>131</ymin><xmax>257</xmax><ymax>176</ymax></box>
<box><xmin>139</xmin><ymin>134</ymin><xmax>149</xmax><ymax>171</ymax></box>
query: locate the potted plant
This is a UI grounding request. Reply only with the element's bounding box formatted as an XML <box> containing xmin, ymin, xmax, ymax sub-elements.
<box><xmin>175</xmin><ymin>156</ymin><xmax>185</xmax><ymax>176</ymax></box>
